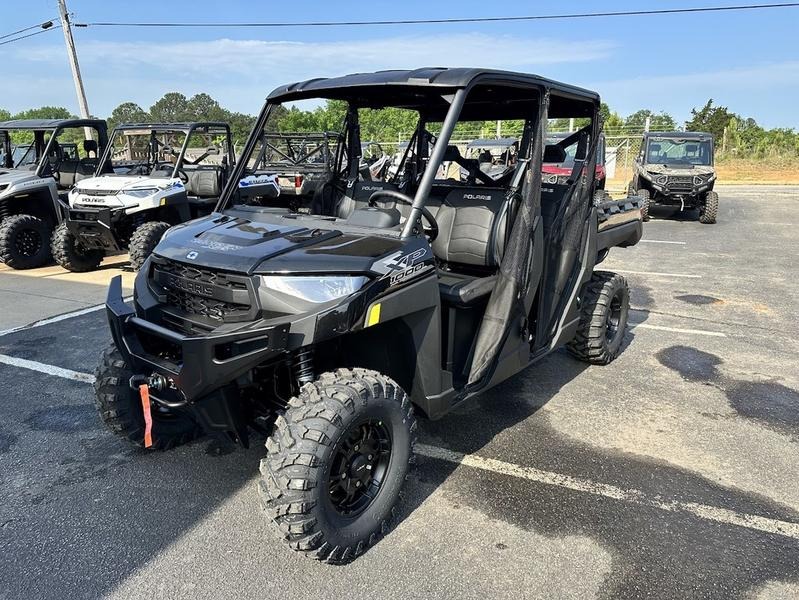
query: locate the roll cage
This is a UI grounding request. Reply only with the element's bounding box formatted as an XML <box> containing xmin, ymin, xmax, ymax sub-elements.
<box><xmin>218</xmin><ymin>68</ymin><xmax>602</xmax><ymax>240</ymax></box>
<box><xmin>0</xmin><ymin>118</ymin><xmax>108</xmax><ymax>176</ymax></box>
<box><xmin>97</xmin><ymin>122</ymin><xmax>235</xmax><ymax>178</ymax></box>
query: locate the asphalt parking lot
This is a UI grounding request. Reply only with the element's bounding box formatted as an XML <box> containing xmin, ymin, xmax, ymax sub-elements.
<box><xmin>0</xmin><ymin>185</ymin><xmax>797</xmax><ymax>600</ymax></box>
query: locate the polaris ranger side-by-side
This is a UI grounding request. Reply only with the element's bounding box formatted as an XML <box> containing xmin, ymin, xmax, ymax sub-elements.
<box><xmin>629</xmin><ymin>131</ymin><xmax>717</xmax><ymax>223</ymax></box>
<box><xmin>96</xmin><ymin>68</ymin><xmax>642</xmax><ymax>563</ymax></box>
<box><xmin>52</xmin><ymin>122</ymin><xmax>237</xmax><ymax>271</ymax></box>
<box><xmin>0</xmin><ymin>119</ymin><xmax>108</xmax><ymax>269</ymax></box>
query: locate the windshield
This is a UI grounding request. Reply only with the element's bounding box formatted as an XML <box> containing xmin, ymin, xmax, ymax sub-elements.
<box><xmin>12</xmin><ymin>144</ymin><xmax>37</xmax><ymax>167</ymax></box>
<box><xmin>100</xmin><ymin>128</ymin><xmax>188</xmax><ymax>177</ymax></box>
<box><xmin>645</xmin><ymin>137</ymin><xmax>712</xmax><ymax>166</ymax></box>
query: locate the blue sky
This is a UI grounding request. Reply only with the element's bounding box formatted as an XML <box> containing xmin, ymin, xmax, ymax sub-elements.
<box><xmin>1</xmin><ymin>0</ymin><xmax>797</xmax><ymax>128</ymax></box>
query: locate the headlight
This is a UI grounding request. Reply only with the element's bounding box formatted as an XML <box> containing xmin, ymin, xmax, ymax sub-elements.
<box><xmin>693</xmin><ymin>175</ymin><xmax>706</xmax><ymax>186</ymax></box>
<box><xmin>261</xmin><ymin>275</ymin><xmax>368</xmax><ymax>303</ymax></box>
<box><xmin>123</xmin><ymin>188</ymin><xmax>159</xmax><ymax>198</ymax></box>
<box><xmin>656</xmin><ymin>175</ymin><xmax>668</xmax><ymax>185</ymax></box>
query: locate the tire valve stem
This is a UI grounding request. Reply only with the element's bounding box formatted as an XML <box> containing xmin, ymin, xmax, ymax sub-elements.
<box><xmin>293</xmin><ymin>348</ymin><xmax>315</xmax><ymax>386</ymax></box>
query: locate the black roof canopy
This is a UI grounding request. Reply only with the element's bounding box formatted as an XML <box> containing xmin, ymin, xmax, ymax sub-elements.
<box><xmin>267</xmin><ymin>68</ymin><xmax>599</xmax><ymax>120</ymax></box>
<box><xmin>0</xmin><ymin>118</ymin><xmax>106</xmax><ymax>130</ymax></box>
<box><xmin>645</xmin><ymin>131</ymin><xmax>714</xmax><ymax>140</ymax></box>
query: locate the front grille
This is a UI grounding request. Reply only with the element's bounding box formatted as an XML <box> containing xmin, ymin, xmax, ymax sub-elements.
<box><xmin>152</xmin><ymin>259</ymin><xmax>253</xmax><ymax>323</ymax></box>
<box><xmin>76</xmin><ymin>188</ymin><xmax>119</xmax><ymax>197</ymax></box>
<box><xmin>164</xmin><ymin>289</ymin><xmax>250</xmax><ymax>321</ymax></box>
<box><xmin>668</xmin><ymin>175</ymin><xmax>693</xmax><ymax>191</ymax></box>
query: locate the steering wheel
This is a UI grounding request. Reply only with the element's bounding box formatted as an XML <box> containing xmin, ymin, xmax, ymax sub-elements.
<box><xmin>368</xmin><ymin>190</ymin><xmax>438</xmax><ymax>242</ymax></box>
<box><xmin>176</xmin><ymin>168</ymin><xmax>189</xmax><ymax>184</ymax></box>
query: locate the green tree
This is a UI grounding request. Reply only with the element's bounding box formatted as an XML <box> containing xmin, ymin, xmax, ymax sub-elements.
<box><xmin>685</xmin><ymin>99</ymin><xmax>736</xmax><ymax>140</ymax></box>
<box><xmin>108</xmin><ymin>102</ymin><xmax>149</xmax><ymax>130</ymax></box>
<box><xmin>625</xmin><ymin>109</ymin><xmax>676</xmax><ymax>131</ymax></box>
<box><xmin>12</xmin><ymin>106</ymin><xmax>74</xmax><ymax>120</ymax></box>
<box><xmin>0</xmin><ymin>108</ymin><xmax>11</xmax><ymax>122</ymax></box>
<box><xmin>186</xmin><ymin>93</ymin><xmax>227</xmax><ymax>122</ymax></box>
<box><xmin>148</xmin><ymin>92</ymin><xmax>190</xmax><ymax>122</ymax></box>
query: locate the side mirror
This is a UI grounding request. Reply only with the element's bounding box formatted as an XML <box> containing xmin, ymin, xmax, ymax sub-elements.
<box><xmin>161</xmin><ymin>145</ymin><xmax>173</xmax><ymax>155</ymax></box>
<box><xmin>238</xmin><ymin>174</ymin><xmax>280</xmax><ymax>199</ymax></box>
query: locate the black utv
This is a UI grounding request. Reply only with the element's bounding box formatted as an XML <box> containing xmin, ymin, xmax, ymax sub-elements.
<box><xmin>629</xmin><ymin>131</ymin><xmax>717</xmax><ymax>223</ymax></box>
<box><xmin>96</xmin><ymin>68</ymin><xmax>642</xmax><ymax>563</ymax></box>
<box><xmin>0</xmin><ymin>118</ymin><xmax>108</xmax><ymax>268</ymax></box>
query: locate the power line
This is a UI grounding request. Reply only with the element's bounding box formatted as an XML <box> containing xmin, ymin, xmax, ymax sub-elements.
<box><xmin>0</xmin><ymin>19</ymin><xmax>56</xmax><ymax>41</ymax></box>
<box><xmin>74</xmin><ymin>2</ymin><xmax>799</xmax><ymax>28</ymax></box>
<box><xmin>0</xmin><ymin>25</ymin><xmax>61</xmax><ymax>47</ymax></box>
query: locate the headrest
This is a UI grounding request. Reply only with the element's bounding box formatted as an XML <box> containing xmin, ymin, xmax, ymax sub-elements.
<box><xmin>649</xmin><ymin>143</ymin><xmax>661</xmax><ymax>153</ymax></box>
<box><xmin>83</xmin><ymin>139</ymin><xmax>98</xmax><ymax>153</ymax></box>
<box><xmin>442</xmin><ymin>145</ymin><xmax>462</xmax><ymax>162</ymax></box>
<box><xmin>685</xmin><ymin>144</ymin><xmax>698</xmax><ymax>153</ymax></box>
<box><xmin>543</xmin><ymin>144</ymin><xmax>566</xmax><ymax>163</ymax></box>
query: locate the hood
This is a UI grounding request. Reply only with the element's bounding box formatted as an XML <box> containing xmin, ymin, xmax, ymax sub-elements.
<box><xmin>643</xmin><ymin>164</ymin><xmax>715</xmax><ymax>176</ymax></box>
<box><xmin>153</xmin><ymin>213</ymin><xmax>404</xmax><ymax>275</ymax></box>
<box><xmin>73</xmin><ymin>175</ymin><xmax>176</xmax><ymax>193</ymax></box>
<box><xmin>0</xmin><ymin>169</ymin><xmax>40</xmax><ymax>187</ymax></box>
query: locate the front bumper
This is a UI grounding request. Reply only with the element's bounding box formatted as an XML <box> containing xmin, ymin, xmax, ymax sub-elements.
<box><xmin>106</xmin><ymin>275</ymin><xmax>290</xmax><ymax>435</ymax></box>
<box><xmin>65</xmin><ymin>206</ymin><xmax>123</xmax><ymax>251</ymax></box>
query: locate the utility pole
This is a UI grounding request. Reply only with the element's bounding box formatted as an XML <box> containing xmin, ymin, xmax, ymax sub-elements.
<box><xmin>568</xmin><ymin>118</ymin><xmax>574</xmax><ymax>133</ymax></box>
<box><xmin>644</xmin><ymin>116</ymin><xmax>651</xmax><ymax>132</ymax></box>
<box><xmin>57</xmin><ymin>0</ymin><xmax>92</xmax><ymax>139</ymax></box>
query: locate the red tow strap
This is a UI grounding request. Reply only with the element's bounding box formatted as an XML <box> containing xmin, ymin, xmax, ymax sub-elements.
<box><xmin>139</xmin><ymin>384</ymin><xmax>153</xmax><ymax>448</ymax></box>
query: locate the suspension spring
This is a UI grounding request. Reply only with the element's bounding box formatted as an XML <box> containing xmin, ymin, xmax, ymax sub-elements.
<box><xmin>293</xmin><ymin>348</ymin><xmax>315</xmax><ymax>386</ymax></box>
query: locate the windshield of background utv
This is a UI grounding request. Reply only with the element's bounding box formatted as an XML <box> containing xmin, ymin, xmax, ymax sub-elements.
<box><xmin>100</xmin><ymin>129</ymin><xmax>188</xmax><ymax>175</ymax></box>
<box><xmin>645</xmin><ymin>137</ymin><xmax>712</xmax><ymax>166</ymax></box>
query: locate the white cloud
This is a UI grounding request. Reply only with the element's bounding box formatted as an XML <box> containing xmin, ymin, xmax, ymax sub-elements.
<box><xmin>3</xmin><ymin>33</ymin><xmax>616</xmax><ymax>115</ymax></box>
<box><xmin>589</xmin><ymin>61</ymin><xmax>799</xmax><ymax>128</ymax></box>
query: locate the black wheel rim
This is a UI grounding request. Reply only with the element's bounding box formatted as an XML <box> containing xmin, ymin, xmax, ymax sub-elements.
<box><xmin>15</xmin><ymin>228</ymin><xmax>42</xmax><ymax>258</ymax></box>
<box><xmin>328</xmin><ymin>419</ymin><xmax>392</xmax><ymax>517</ymax></box>
<box><xmin>605</xmin><ymin>290</ymin><xmax>624</xmax><ymax>342</ymax></box>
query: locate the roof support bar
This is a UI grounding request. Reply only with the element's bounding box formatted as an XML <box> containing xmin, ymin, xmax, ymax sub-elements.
<box><xmin>401</xmin><ymin>88</ymin><xmax>467</xmax><ymax>238</ymax></box>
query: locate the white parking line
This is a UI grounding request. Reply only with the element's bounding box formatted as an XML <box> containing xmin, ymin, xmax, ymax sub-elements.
<box><xmin>629</xmin><ymin>322</ymin><xmax>727</xmax><ymax>338</ymax></box>
<box><xmin>0</xmin><ymin>296</ymin><xmax>132</xmax><ymax>338</ymax></box>
<box><xmin>639</xmin><ymin>240</ymin><xmax>687</xmax><ymax>245</ymax></box>
<box><xmin>0</xmin><ymin>354</ymin><xmax>95</xmax><ymax>384</ymax></box>
<box><xmin>613</xmin><ymin>269</ymin><xmax>702</xmax><ymax>279</ymax></box>
<box><xmin>416</xmin><ymin>444</ymin><xmax>799</xmax><ymax>541</ymax></box>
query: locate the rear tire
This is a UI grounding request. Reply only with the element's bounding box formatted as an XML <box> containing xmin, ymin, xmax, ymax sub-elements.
<box><xmin>128</xmin><ymin>221</ymin><xmax>171</xmax><ymax>270</ymax></box>
<box><xmin>259</xmin><ymin>368</ymin><xmax>416</xmax><ymax>564</ymax></box>
<box><xmin>94</xmin><ymin>344</ymin><xmax>201</xmax><ymax>450</ymax></box>
<box><xmin>0</xmin><ymin>214</ymin><xmax>52</xmax><ymax>269</ymax></box>
<box><xmin>51</xmin><ymin>223</ymin><xmax>104</xmax><ymax>272</ymax></box>
<box><xmin>568</xmin><ymin>271</ymin><xmax>630</xmax><ymax>365</ymax></box>
<box><xmin>699</xmin><ymin>191</ymin><xmax>718</xmax><ymax>224</ymax></box>
<box><xmin>637</xmin><ymin>188</ymin><xmax>651</xmax><ymax>222</ymax></box>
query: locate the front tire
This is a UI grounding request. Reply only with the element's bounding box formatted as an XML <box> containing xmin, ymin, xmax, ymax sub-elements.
<box><xmin>51</xmin><ymin>223</ymin><xmax>104</xmax><ymax>272</ymax></box>
<box><xmin>637</xmin><ymin>188</ymin><xmax>651</xmax><ymax>222</ymax></box>
<box><xmin>259</xmin><ymin>368</ymin><xmax>416</xmax><ymax>564</ymax></box>
<box><xmin>568</xmin><ymin>271</ymin><xmax>630</xmax><ymax>365</ymax></box>
<box><xmin>0</xmin><ymin>214</ymin><xmax>52</xmax><ymax>269</ymax></box>
<box><xmin>699</xmin><ymin>191</ymin><xmax>718</xmax><ymax>224</ymax></box>
<box><xmin>94</xmin><ymin>345</ymin><xmax>201</xmax><ymax>450</ymax></box>
<box><xmin>128</xmin><ymin>221</ymin><xmax>171</xmax><ymax>270</ymax></box>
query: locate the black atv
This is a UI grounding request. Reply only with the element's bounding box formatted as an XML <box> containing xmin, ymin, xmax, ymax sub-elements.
<box><xmin>96</xmin><ymin>68</ymin><xmax>643</xmax><ymax>563</ymax></box>
<box><xmin>629</xmin><ymin>131</ymin><xmax>717</xmax><ymax>223</ymax></box>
